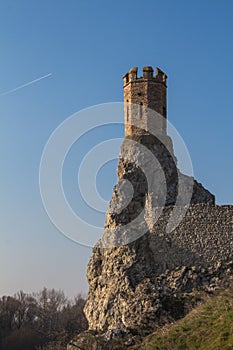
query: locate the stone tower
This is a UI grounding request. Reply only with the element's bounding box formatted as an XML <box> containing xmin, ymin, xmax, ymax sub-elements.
<box><xmin>67</xmin><ymin>66</ymin><xmax>219</xmax><ymax>350</ymax></box>
<box><xmin>123</xmin><ymin>66</ymin><xmax>167</xmax><ymax>137</ymax></box>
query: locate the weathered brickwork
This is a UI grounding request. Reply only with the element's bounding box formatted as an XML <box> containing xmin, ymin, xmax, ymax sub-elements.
<box><xmin>123</xmin><ymin>66</ymin><xmax>167</xmax><ymax>136</ymax></box>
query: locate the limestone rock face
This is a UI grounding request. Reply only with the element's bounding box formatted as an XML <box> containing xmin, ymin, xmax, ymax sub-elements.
<box><xmin>100</xmin><ymin>133</ymin><xmax>214</xmax><ymax>247</ymax></box>
<box><xmin>67</xmin><ymin>134</ymin><xmax>232</xmax><ymax>350</ymax></box>
<box><xmin>84</xmin><ymin>206</ymin><xmax>233</xmax><ymax>334</ymax></box>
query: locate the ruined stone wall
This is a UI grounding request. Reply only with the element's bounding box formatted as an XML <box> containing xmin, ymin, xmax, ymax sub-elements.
<box><xmin>150</xmin><ymin>204</ymin><xmax>233</xmax><ymax>271</ymax></box>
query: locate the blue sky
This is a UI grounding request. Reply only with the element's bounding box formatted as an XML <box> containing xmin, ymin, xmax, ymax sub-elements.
<box><xmin>0</xmin><ymin>0</ymin><xmax>233</xmax><ymax>297</ymax></box>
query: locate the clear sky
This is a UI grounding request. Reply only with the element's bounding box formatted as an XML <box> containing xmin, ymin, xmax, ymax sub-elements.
<box><xmin>0</xmin><ymin>0</ymin><xmax>233</xmax><ymax>297</ymax></box>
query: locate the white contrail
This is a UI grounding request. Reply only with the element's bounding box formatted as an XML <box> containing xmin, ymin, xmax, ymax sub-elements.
<box><xmin>0</xmin><ymin>73</ymin><xmax>52</xmax><ymax>97</ymax></box>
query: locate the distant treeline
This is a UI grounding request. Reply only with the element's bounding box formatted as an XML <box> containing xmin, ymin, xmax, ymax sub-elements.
<box><xmin>0</xmin><ymin>288</ymin><xmax>88</xmax><ymax>350</ymax></box>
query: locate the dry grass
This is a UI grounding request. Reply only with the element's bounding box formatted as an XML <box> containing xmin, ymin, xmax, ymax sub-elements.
<box><xmin>133</xmin><ymin>288</ymin><xmax>233</xmax><ymax>350</ymax></box>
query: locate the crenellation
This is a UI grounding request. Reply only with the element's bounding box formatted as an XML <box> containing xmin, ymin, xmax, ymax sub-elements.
<box><xmin>123</xmin><ymin>66</ymin><xmax>167</xmax><ymax>85</ymax></box>
<box><xmin>142</xmin><ymin>66</ymin><xmax>154</xmax><ymax>79</ymax></box>
<box><xmin>155</xmin><ymin>67</ymin><xmax>167</xmax><ymax>84</ymax></box>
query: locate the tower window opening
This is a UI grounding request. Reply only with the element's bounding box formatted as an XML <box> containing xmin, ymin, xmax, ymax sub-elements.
<box><xmin>163</xmin><ymin>107</ymin><xmax>166</xmax><ymax>117</ymax></box>
<box><xmin>139</xmin><ymin>102</ymin><xmax>143</xmax><ymax>118</ymax></box>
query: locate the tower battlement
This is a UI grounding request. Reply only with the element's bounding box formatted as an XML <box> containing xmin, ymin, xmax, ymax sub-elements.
<box><xmin>123</xmin><ymin>66</ymin><xmax>167</xmax><ymax>85</ymax></box>
<box><xmin>123</xmin><ymin>66</ymin><xmax>167</xmax><ymax>137</ymax></box>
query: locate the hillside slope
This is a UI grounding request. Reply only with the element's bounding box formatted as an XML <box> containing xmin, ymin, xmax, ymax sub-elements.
<box><xmin>133</xmin><ymin>288</ymin><xmax>233</xmax><ymax>350</ymax></box>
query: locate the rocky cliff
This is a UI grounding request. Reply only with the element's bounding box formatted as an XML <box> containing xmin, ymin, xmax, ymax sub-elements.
<box><xmin>67</xmin><ymin>132</ymin><xmax>232</xmax><ymax>350</ymax></box>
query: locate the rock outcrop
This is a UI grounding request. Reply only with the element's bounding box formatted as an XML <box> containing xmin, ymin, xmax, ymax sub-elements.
<box><xmin>85</xmin><ymin>205</ymin><xmax>233</xmax><ymax>334</ymax></box>
<box><xmin>67</xmin><ymin>133</ymin><xmax>232</xmax><ymax>350</ymax></box>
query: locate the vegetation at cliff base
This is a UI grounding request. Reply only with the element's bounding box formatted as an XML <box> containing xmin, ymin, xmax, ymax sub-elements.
<box><xmin>0</xmin><ymin>288</ymin><xmax>87</xmax><ymax>350</ymax></box>
<box><xmin>134</xmin><ymin>288</ymin><xmax>233</xmax><ymax>350</ymax></box>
